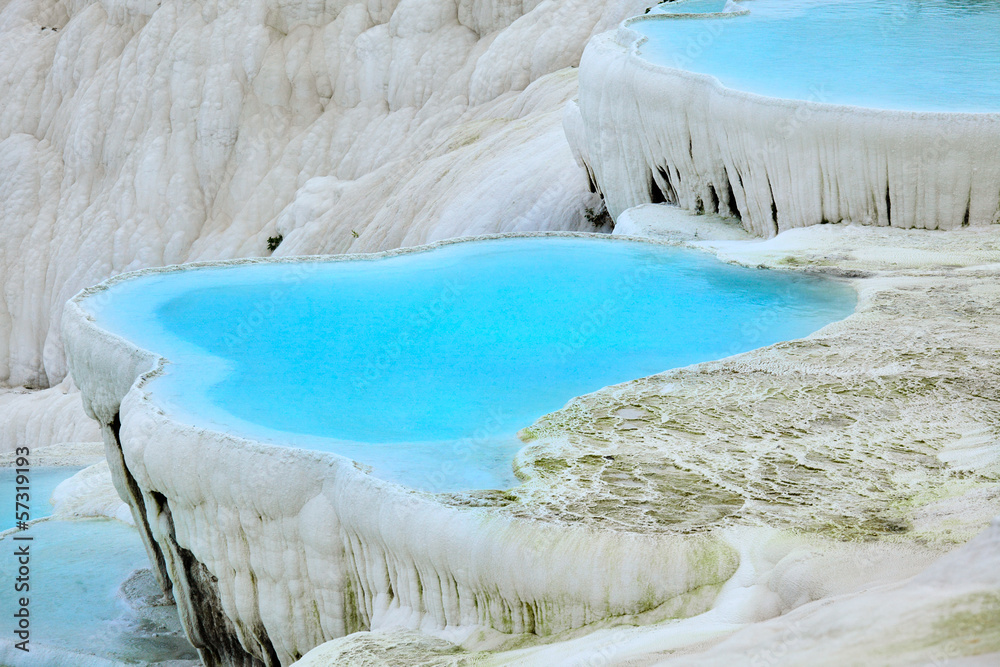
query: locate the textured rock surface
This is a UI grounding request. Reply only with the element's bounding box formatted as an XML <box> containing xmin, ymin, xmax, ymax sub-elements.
<box><xmin>566</xmin><ymin>19</ymin><xmax>1000</xmax><ymax>235</ymax></box>
<box><xmin>0</xmin><ymin>439</ymin><xmax>103</xmax><ymax>466</ymax></box>
<box><xmin>294</xmin><ymin>517</ymin><xmax>1000</xmax><ymax>666</ymax></box>
<box><xmin>51</xmin><ymin>459</ymin><xmax>134</xmax><ymax>523</ymax></box>
<box><xmin>0</xmin><ymin>382</ymin><xmax>100</xmax><ymax>454</ymax></box>
<box><xmin>12</xmin><ymin>0</ymin><xmax>1000</xmax><ymax>660</ymax></box>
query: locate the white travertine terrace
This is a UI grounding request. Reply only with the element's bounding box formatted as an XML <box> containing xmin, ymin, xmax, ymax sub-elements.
<box><xmin>565</xmin><ymin>15</ymin><xmax>1000</xmax><ymax>236</ymax></box>
<box><xmin>0</xmin><ymin>382</ymin><xmax>100</xmax><ymax>452</ymax></box>
<box><xmin>64</xmin><ymin>225</ymin><xmax>1000</xmax><ymax>664</ymax></box>
<box><xmin>50</xmin><ymin>459</ymin><xmax>135</xmax><ymax>524</ymax></box>
<box><xmin>296</xmin><ymin>515</ymin><xmax>1000</xmax><ymax>665</ymax></box>
<box><xmin>63</xmin><ymin>236</ymin><xmax>742</xmax><ymax>666</ymax></box>
<box><xmin>9</xmin><ymin>0</ymin><xmax>1000</xmax><ymax>660</ymax></box>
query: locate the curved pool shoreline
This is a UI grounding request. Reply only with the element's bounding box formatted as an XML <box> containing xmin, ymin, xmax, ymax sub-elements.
<box><xmin>63</xmin><ymin>224</ymin><xmax>1000</xmax><ymax>664</ymax></box>
<box><xmin>78</xmin><ymin>233</ymin><xmax>853</xmax><ymax>493</ymax></box>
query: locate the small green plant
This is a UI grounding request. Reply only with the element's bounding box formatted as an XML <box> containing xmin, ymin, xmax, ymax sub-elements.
<box><xmin>266</xmin><ymin>234</ymin><xmax>283</xmax><ymax>251</ymax></box>
<box><xmin>351</xmin><ymin>230</ymin><xmax>359</xmax><ymax>238</ymax></box>
<box><xmin>584</xmin><ymin>204</ymin><xmax>614</xmax><ymax>230</ymax></box>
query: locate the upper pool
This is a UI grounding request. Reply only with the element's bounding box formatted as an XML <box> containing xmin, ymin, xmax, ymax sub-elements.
<box><xmin>634</xmin><ymin>0</ymin><xmax>1000</xmax><ymax>112</ymax></box>
<box><xmin>85</xmin><ymin>237</ymin><xmax>854</xmax><ymax>492</ymax></box>
<box><xmin>649</xmin><ymin>0</ymin><xmax>735</xmax><ymax>14</ymax></box>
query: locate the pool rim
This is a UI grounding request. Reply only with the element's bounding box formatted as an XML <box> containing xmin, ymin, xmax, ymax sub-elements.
<box><xmin>621</xmin><ymin>7</ymin><xmax>1000</xmax><ymax>118</ymax></box>
<box><xmin>67</xmin><ymin>230</ymin><xmax>857</xmax><ymax>493</ymax></box>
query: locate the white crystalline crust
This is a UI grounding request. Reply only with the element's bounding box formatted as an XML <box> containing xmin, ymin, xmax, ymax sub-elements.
<box><xmin>0</xmin><ymin>440</ymin><xmax>103</xmax><ymax>466</ymax></box>
<box><xmin>0</xmin><ymin>382</ymin><xmax>100</xmax><ymax>455</ymax></box>
<box><xmin>294</xmin><ymin>518</ymin><xmax>1000</xmax><ymax>665</ymax></box>
<box><xmin>565</xmin><ymin>19</ymin><xmax>1000</xmax><ymax>236</ymax></box>
<box><xmin>63</xmin><ymin>234</ymin><xmax>741</xmax><ymax>666</ymax></box>
<box><xmin>51</xmin><ymin>459</ymin><xmax>134</xmax><ymax>523</ymax></box>
<box><xmin>0</xmin><ymin>0</ymin><xmax>650</xmax><ymax>389</ymax></box>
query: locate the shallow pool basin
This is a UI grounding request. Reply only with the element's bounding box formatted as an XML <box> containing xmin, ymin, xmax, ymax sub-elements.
<box><xmin>566</xmin><ymin>1</ymin><xmax>1000</xmax><ymax>235</ymax></box>
<box><xmin>82</xmin><ymin>236</ymin><xmax>854</xmax><ymax>491</ymax></box>
<box><xmin>0</xmin><ymin>519</ymin><xmax>197</xmax><ymax>665</ymax></box>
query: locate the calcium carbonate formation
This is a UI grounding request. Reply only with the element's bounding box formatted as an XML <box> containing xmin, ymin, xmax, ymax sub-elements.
<box><xmin>63</xmin><ymin>245</ymin><xmax>740</xmax><ymax>665</ymax></box>
<box><xmin>565</xmin><ymin>5</ymin><xmax>1000</xmax><ymax>236</ymax></box>
<box><xmin>61</xmin><ymin>225</ymin><xmax>1000</xmax><ymax>665</ymax></box>
<box><xmin>6</xmin><ymin>0</ymin><xmax>1000</xmax><ymax>663</ymax></box>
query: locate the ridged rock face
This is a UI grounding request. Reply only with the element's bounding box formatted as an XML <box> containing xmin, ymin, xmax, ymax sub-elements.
<box><xmin>0</xmin><ymin>383</ymin><xmax>100</xmax><ymax>448</ymax></box>
<box><xmin>565</xmin><ymin>24</ymin><xmax>1000</xmax><ymax>237</ymax></box>
<box><xmin>0</xmin><ymin>0</ymin><xmax>649</xmax><ymax>389</ymax></box>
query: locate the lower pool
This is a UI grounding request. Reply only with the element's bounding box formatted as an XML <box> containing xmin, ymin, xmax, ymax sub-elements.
<box><xmin>0</xmin><ymin>466</ymin><xmax>83</xmax><ymax>531</ymax></box>
<box><xmin>0</xmin><ymin>519</ymin><xmax>198</xmax><ymax>665</ymax></box>
<box><xmin>85</xmin><ymin>237</ymin><xmax>855</xmax><ymax>491</ymax></box>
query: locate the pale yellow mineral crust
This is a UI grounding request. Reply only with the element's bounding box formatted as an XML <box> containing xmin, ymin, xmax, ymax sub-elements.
<box><xmin>511</xmin><ymin>274</ymin><xmax>1000</xmax><ymax>540</ymax></box>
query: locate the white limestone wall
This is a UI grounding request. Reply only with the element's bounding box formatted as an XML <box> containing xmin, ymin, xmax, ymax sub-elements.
<box><xmin>0</xmin><ymin>0</ymin><xmax>652</xmax><ymax>390</ymax></box>
<box><xmin>0</xmin><ymin>382</ymin><xmax>100</xmax><ymax>455</ymax></box>
<box><xmin>62</xmin><ymin>249</ymin><xmax>738</xmax><ymax>666</ymax></box>
<box><xmin>566</xmin><ymin>21</ymin><xmax>1000</xmax><ymax>237</ymax></box>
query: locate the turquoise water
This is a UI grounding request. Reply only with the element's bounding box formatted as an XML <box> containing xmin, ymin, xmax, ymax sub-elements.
<box><xmin>636</xmin><ymin>0</ymin><xmax>1000</xmax><ymax>112</ymax></box>
<box><xmin>0</xmin><ymin>466</ymin><xmax>82</xmax><ymax>531</ymax></box>
<box><xmin>0</xmin><ymin>519</ymin><xmax>197</xmax><ymax>664</ymax></box>
<box><xmin>0</xmin><ymin>471</ymin><xmax>195</xmax><ymax>663</ymax></box>
<box><xmin>651</xmin><ymin>0</ymin><xmax>733</xmax><ymax>14</ymax></box>
<box><xmin>87</xmin><ymin>237</ymin><xmax>854</xmax><ymax>492</ymax></box>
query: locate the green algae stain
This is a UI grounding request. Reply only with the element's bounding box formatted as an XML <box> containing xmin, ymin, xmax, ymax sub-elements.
<box><xmin>531</xmin><ymin>457</ymin><xmax>571</xmax><ymax>475</ymax></box>
<box><xmin>517</xmin><ymin>427</ymin><xmax>538</xmax><ymax>443</ymax></box>
<box><xmin>924</xmin><ymin>593</ymin><xmax>1000</xmax><ymax>658</ymax></box>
